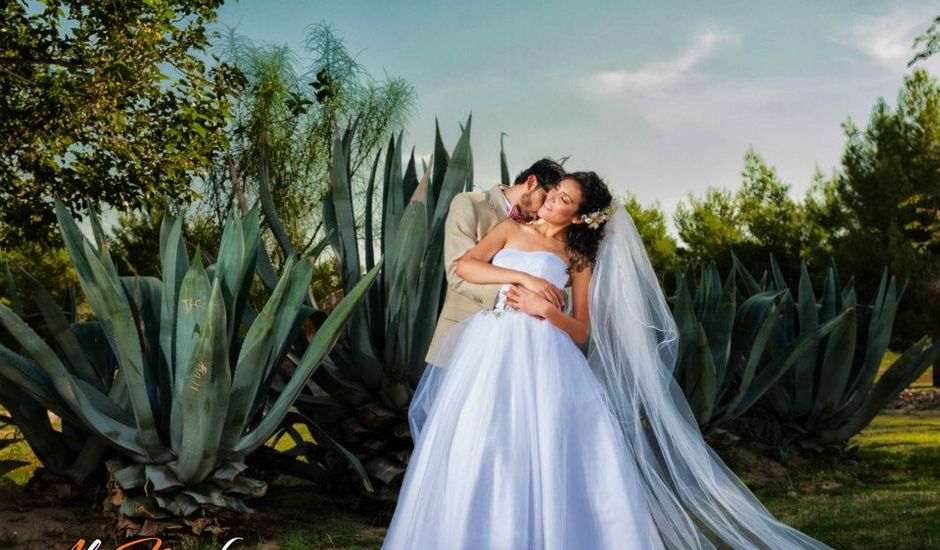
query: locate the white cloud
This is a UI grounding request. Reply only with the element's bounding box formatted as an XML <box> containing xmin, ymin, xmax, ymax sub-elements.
<box><xmin>580</xmin><ymin>28</ymin><xmax>738</xmax><ymax>95</ymax></box>
<box><xmin>835</xmin><ymin>4</ymin><xmax>940</xmax><ymax>74</ymax></box>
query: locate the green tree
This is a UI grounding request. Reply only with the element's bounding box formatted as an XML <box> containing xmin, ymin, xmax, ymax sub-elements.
<box><xmin>0</xmin><ymin>0</ymin><xmax>242</xmax><ymax>246</ymax></box>
<box><xmin>737</xmin><ymin>147</ymin><xmax>805</xmax><ymax>252</ymax></box>
<box><xmin>905</xmin><ymin>14</ymin><xmax>940</xmax><ymax>255</ymax></box>
<box><xmin>195</xmin><ymin>23</ymin><xmax>416</xmax><ymax>257</ymax></box>
<box><xmin>833</xmin><ymin>68</ymin><xmax>940</xmax><ymax>350</ymax></box>
<box><xmin>803</xmin><ymin>165</ymin><xmax>849</xmax><ymax>262</ymax></box>
<box><xmin>673</xmin><ymin>187</ymin><xmax>744</xmax><ymax>265</ymax></box>
<box><xmin>908</xmin><ymin>14</ymin><xmax>940</xmax><ymax>67</ymax></box>
<box><xmin>621</xmin><ymin>191</ymin><xmax>678</xmax><ymax>281</ymax></box>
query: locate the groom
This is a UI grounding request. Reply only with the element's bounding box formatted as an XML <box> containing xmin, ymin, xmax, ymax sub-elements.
<box><xmin>424</xmin><ymin>158</ymin><xmax>567</xmax><ymax>365</ymax></box>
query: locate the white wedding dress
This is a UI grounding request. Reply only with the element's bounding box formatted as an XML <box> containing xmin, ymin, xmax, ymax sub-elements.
<box><xmin>381</xmin><ymin>248</ymin><xmax>665</xmax><ymax>550</ymax></box>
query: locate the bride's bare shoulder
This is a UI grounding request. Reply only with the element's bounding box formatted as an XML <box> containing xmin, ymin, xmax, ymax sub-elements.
<box><xmin>491</xmin><ymin>218</ymin><xmax>522</xmax><ymax>235</ymax></box>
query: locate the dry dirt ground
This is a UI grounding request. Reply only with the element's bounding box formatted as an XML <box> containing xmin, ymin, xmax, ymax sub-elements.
<box><xmin>0</xmin><ymin>479</ymin><xmax>394</xmax><ymax>549</ymax></box>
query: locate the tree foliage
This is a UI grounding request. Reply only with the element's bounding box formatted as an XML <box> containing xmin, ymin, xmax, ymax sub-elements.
<box><xmin>674</xmin><ymin>186</ymin><xmax>744</xmax><ymax>264</ymax></box>
<box><xmin>0</xmin><ymin>0</ymin><xmax>243</xmax><ymax>245</ymax></box>
<box><xmin>831</xmin><ymin>68</ymin><xmax>940</xmax><ymax>342</ymax></box>
<box><xmin>192</xmin><ymin>23</ymin><xmax>416</xmax><ymax>256</ymax></box>
<box><xmin>621</xmin><ymin>191</ymin><xmax>677</xmax><ymax>280</ymax></box>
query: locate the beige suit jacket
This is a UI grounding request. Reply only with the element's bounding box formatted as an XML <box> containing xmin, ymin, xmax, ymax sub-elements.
<box><xmin>424</xmin><ymin>184</ymin><xmax>509</xmax><ymax>364</ymax></box>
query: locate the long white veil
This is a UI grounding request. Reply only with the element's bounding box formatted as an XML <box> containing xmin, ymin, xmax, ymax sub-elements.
<box><xmin>587</xmin><ymin>203</ymin><xmax>833</xmax><ymax>549</ymax></box>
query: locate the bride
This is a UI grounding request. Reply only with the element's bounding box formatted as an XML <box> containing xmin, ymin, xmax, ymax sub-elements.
<box><xmin>381</xmin><ymin>171</ymin><xmax>832</xmax><ymax>549</ymax></box>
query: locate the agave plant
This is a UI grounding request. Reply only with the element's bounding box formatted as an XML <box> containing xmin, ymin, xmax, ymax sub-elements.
<box><xmin>0</xmin><ymin>198</ymin><xmax>381</xmax><ymax>532</ymax></box>
<box><xmin>670</xmin><ymin>260</ymin><xmax>846</xmax><ymax>444</ymax></box>
<box><xmin>743</xmin><ymin>257</ymin><xmax>940</xmax><ymax>454</ymax></box>
<box><xmin>266</xmin><ymin>116</ymin><xmax>482</xmax><ymax>500</ymax></box>
<box><xmin>0</xmin><ymin>261</ymin><xmax>106</xmax><ymax>487</ymax></box>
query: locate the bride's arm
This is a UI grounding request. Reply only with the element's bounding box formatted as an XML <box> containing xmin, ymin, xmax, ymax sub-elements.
<box><xmin>455</xmin><ymin>220</ymin><xmax>529</xmax><ymax>285</ymax></box>
<box><xmin>505</xmin><ymin>265</ymin><xmax>591</xmax><ymax>344</ymax></box>
<box><xmin>456</xmin><ymin>221</ymin><xmax>567</xmax><ymax>308</ymax></box>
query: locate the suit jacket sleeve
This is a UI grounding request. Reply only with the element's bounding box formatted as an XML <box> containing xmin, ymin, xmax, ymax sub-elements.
<box><xmin>443</xmin><ymin>195</ymin><xmax>503</xmax><ymax>309</ymax></box>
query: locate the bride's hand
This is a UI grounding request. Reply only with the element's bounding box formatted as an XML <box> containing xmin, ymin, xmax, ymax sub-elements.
<box><xmin>519</xmin><ymin>274</ymin><xmax>567</xmax><ymax>310</ymax></box>
<box><xmin>505</xmin><ymin>285</ymin><xmax>554</xmax><ymax>318</ymax></box>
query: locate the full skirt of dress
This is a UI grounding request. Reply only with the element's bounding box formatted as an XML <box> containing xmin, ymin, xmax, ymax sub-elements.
<box><xmin>382</xmin><ymin>308</ymin><xmax>665</xmax><ymax>550</ymax></box>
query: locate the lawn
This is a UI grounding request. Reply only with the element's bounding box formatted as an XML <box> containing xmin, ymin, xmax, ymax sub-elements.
<box><xmin>742</xmin><ymin>410</ymin><xmax>940</xmax><ymax>549</ymax></box>
<box><xmin>1</xmin><ymin>410</ymin><xmax>938</xmax><ymax>548</ymax></box>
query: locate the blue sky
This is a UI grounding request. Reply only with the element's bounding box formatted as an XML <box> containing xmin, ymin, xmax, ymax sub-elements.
<box><xmin>216</xmin><ymin>0</ymin><xmax>940</xmax><ymax>235</ymax></box>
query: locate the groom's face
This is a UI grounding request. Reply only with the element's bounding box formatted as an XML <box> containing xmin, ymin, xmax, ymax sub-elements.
<box><xmin>518</xmin><ymin>176</ymin><xmax>550</xmax><ymax>221</ymax></box>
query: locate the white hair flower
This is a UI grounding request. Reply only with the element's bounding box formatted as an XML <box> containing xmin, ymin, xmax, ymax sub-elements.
<box><xmin>581</xmin><ymin>205</ymin><xmax>613</xmax><ymax>229</ymax></box>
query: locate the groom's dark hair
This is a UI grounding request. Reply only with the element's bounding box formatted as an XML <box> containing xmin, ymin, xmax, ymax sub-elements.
<box><xmin>513</xmin><ymin>158</ymin><xmax>566</xmax><ymax>191</ymax></box>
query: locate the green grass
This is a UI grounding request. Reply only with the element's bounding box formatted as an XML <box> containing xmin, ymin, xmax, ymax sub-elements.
<box><xmin>278</xmin><ymin>515</ymin><xmax>382</xmax><ymax>550</ymax></box>
<box><xmin>0</xmin><ymin>422</ymin><xmax>37</xmax><ymax>486</ymax></box>
<box><xmin>752</xmin><ymin>412</ymin><xmax>940</xmax><ymax>549</ymax></box>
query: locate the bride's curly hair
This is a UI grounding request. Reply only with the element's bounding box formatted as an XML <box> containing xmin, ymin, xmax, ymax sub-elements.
<box><xmin>564</xmin><ymin>171</ymin><xmax>614</xmax><ymax>272</ymax></box>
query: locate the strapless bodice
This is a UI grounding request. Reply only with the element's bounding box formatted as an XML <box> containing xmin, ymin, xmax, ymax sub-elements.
<box><xmin>490</xmin><ymin>248</ymin><xmax>570</xmax><ymax>311</ymax></box>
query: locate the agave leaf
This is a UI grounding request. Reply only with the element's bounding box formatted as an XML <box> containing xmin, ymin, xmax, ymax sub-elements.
<box><xmin>113</xmin><ymin>463</ymin><xmax>147</xmax><ymax>489</ymax></box>
<box><xmin>849</xmin><ymin>273</ymin><xmax>898</xmax><ymax>398</ymax></box>
<box><xmin>769</xmin><ymin>254</ymin><xmax>787</xmax><ymax>291</ymax></box>
<box><xmin>707</xmin><ymin>268</ymin><xmax>736</xmax><ymax>387</ymax></box>
<box><xmin>214</xmin><ymin>213</ymin><xmax>246</xmax><ymax>340</ymax></box>
<box><xmin>18</xmin><ymin>268</ymin><xmax>104</xmax><ymax>390</ymax></box>
<box><xmin>0</xmin><ymin>344</ymin><xmax>72</xmax><ymax>419</ymax></box>
<box><xmin>2</xmin><ymin>262</ymin><xmax>23</xmax><ymax>317</ymax></box>
<box><xmin>121</xmin><ymin>276</ymin><xmax>166</xmax><ymax>430</ymax></box>
<box><xmin>172</xmin><ymin>278</ymin><xmax>231</xmax><ymax>485</ymax></box>
<box><xmin>171</xmin><ymin>251</ymin><xmax>212</xmax><ymax>453</ymax></box>
<box><xmin>819</xmin><ymin>262</ymin><xmax>840</xmax><ymax>323</ymax></box>
<box><xmin>384</xmin><ymin>202</ymin><xmax>428</xmax><ymax>379</ymax></box>
<box><xmin>430</xmin><ymin>119</ymin><xmax>450</xmax><ymax>209</ymax></box>
<box><xmin>811</xmin><ymin>297</ymin><xmax>857</xmax><ymax>419</ymax></box>
<box><xmin>66</xmin><ymin>225</ymin><xmax>166</xmax><ymax>459</ymax></box>
<box><xmin>181</xmin><ymin>485</ymin><xmax>248</xmax><ymax>514</ymax></box>
<box><xmin>86</xmin><ymin>203</ymin><xmax>122</xmax><ymax>284</ymax></box>
<box><xmin>731</xmin><ymin>308</ymin><xmax>850</xmax><ymax>418</ymax></box>
<box><xmin>499</xmin><ymin>132</ymin><xmax>511</xmax><ymax>187</ymax></box>
<box><xmin>723</xmin><ymin>295</ymin><xmax>787</xmax><ymax>415</ymax></box>
<box><xmin>671</xmin><ymin>271</ymin><xmax>699</xmax><ymax>386</ymax></box>
<box><xmin>0</xmin><ymin>459</ymin><xmax>29</xmax><ymax>477</ymax></box>
<box><xmin>154</xmin><ymin>492</ymin><xmax>200</xmax><ymax>517</ymax></box>
<box><xmin>72</xmin><ymin>322</ymin><xmax>116</xmax><ymax>392</ymax></box>
<box><xmin>258</xmin><ymin>143</ymin><xmax>294</xmax><ymax>258</ymax></box>
<box><xmin>364</xmin><ymin>150</ymin><xmax>381</xmax><ymax>272</ymax></box>
<box><xmin>402</xmin><ymin>148</ymin><xmax>419</xmax><ymax>208</ymax></box>
<box><xmin>382</xmin><ymin>133</ymin><xmax>404</xmax><ymax>277</ymax></box>
<box><xmin>731</xmin><ymin>252</ymin><xmax>762</xmax><ymax>296</ymax></box>
<box><xmin>159</xmin><ymin>212</ymin><xmax>189</xmax><ymax>383</ymax></box>
<box><xmin>222</xmin><ymin>256</ymin><xmax>309</xmax><ymax>449</ymax></box>
<box><xmin>234</xmin><ymin>204</ymin><xmax>262</xmax><ymax>329</ymax></box>
<box><xmin>686</xmin><ymin>323</ymin><xmax>718</xmax><ymax>425</ymax></box>
<box><xmin>0</xmin><ymin>309</ymin><xmax>153</xmax><ymax>461</ymax></box>
<box><xmin>309</xmin><ymin>358</ymin><xmax>374</xmax><ymax>407</ymax></box>
<box><xmin>233</xmin><ymin>261</ymin><xmax>383</xmax><ymax>456</ymax></box>
<box><xmin>430</xmin><ymin>115</ymin><xmax>472</xmax><ymax>233</ymax></box>
<box><xmin>0</xmin><ymin>373</ymin><xmax>74</xmax><ymax>470</ymax></box>
<box><xmin>821</xmin><ymin>337</ymin><xmax>940</xmax><ymax>444</ymax></box>
<box><xmin>327</xmin><ymin>136</ymin><xmax>362</xmax><ymax>294</ymax></box>
<box><xmin>792</xmin><ymin>262</ymin><xmax>819</xmax><ymax>415</ymax></box>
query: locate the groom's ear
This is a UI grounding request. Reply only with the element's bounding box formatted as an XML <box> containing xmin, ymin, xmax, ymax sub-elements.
<box><xmin>524</xmin><ymin>175</ymin><xmax>539</xmax><ymax>192</ymax></box>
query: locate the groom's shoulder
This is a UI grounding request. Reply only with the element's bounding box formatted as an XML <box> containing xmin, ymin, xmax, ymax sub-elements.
<box><xmin>448</xmin><ymin>188</ymin><xmax>489</xmax><ymax>213</ymax></box>
<box><xmin>450</xmin><ymin>186</ymin><xmax>498</xmax><ymax>209</ymax></box>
